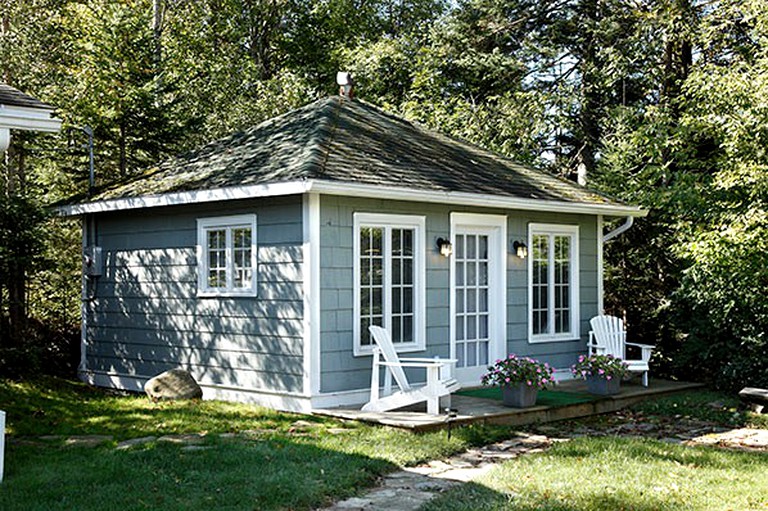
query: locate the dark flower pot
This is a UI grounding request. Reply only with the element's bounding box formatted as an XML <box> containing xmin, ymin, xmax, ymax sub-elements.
<box><xmin>501</xmin><ymin>383</ymin><xmax>539</xmax><ymax>407</ymax></box>
<box><xmin>586</xmin><ymin>375</ymin><xmax>621</xmax><ymax>395</ymax></box>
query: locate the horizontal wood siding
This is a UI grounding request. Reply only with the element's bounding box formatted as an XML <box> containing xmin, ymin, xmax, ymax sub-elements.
<box><xmin>319</xmin><ymin>196</ymin><xmax>599</xmax><ymax>394</ymax></box>
<box><xmin>85</xmin><ymin>196</ymin><xmax>304</xmax><ymax>394</ymax></box>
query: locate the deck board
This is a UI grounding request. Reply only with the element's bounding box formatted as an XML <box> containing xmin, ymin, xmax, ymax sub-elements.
<box><xmin>313</xmin><ymin>379</ymin><xmax>704</xmax><ymax>432</ymax></box>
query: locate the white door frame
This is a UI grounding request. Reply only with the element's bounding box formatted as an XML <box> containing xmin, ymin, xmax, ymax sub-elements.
<box><xmin>449</xmin><ymin>213</ymin><xmax>507</xmax><ymax>386</ymax></box>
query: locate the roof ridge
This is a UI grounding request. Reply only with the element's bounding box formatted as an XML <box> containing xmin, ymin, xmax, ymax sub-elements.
<box><xmin>301</xmin><ymin>96</ymin><xmax>342</xmax><ymax>178</ymax></box>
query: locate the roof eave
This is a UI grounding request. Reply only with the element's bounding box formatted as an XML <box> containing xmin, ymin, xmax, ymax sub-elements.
<box><xmin>54</xmin><ymin>179</ymin><xmax>647</xmax><ymax>218</ymax></box>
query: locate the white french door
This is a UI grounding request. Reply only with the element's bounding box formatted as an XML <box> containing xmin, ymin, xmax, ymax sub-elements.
<box><xmin>450</xmin><ymin>214</ymin><xmax>507</xmax><ymax>386</ymax></box>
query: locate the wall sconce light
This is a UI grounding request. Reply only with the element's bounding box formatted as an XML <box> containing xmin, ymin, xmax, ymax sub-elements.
<box><xmin>436</xmin><ymin>237</ymin><xmax>453</xmax><ymax>257</ymax></box>
<box><xmin>513</xmin><ymin>240</ymin><xmax>528</xmax><ymax>259</ymax></box>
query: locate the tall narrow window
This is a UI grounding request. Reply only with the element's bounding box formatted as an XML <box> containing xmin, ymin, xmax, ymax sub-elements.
<box><xmin>197</xmin><ymin>214</ymin><xmax>257</xmax><ymax>296</ymax></box>
<box><xmin>354</xmin><ymin>213</ymin><xmax>425</xmax><ymax>355</ymax></box>
<box><xmin>528</xmin><ymin>224</ymin><xmax>579</xmax><ymax>342</ymax></box>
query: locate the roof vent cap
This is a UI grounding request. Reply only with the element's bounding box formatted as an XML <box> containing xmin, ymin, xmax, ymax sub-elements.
<box><xmin>336</xmin><ymin>72</ymin><xmax>354</xmax><ymax>98</ymax></box>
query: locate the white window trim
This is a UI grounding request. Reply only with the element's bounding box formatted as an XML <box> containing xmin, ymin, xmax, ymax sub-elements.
<box><xmin>527</xmin><ymin>223</ymin><xmax>580</xmax><ymax>343</ymax></box>
<box><xmin>353</xmin><ymin>212</ymin><xmax>426</xmax><ymax>356</ymax></box>
<box><xmin>196</xmin><ymin>214</ymin><xmax>258</xmax><ymax>297</ymax></box>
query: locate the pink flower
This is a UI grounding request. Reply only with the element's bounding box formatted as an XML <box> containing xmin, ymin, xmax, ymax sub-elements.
<box><xmin>606</xmin><ymin>375</ymin><xmax>612</xmax><ymax>381</ymax></box>
<box><xmin>505</xmin><ymin>377</ymin><xmax>510</xmax><ymax>383</ymax></box>
<box><xmin>581</xmin><ymin>370</ymin><xmax>587</xmax><ymax>376</ymax></box>
<box><xmin>598</xmin><ymin>369</ymin><xmax>605</xmax><ymax>375</ymax></box>
<box><xmin>526</xmin><ymin>380</ymin><xmax>532</xmax><ymax>386</ymax></box>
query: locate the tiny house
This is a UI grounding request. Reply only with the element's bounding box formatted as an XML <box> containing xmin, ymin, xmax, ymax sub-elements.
<box><xmin>58</xmin><ymin>95</ymin><xmax>645</xmax><ymax>412</ymax></box>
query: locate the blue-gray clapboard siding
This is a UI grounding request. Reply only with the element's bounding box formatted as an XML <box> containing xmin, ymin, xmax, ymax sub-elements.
<box><xmin>318</xmin><ymin>195</ymin><xmax>599</xmax><ymax>394</ymax></box>
<box><xmin>86</xmin><ymin>196</ymin><xmax>305</xmax><ymax>394</ymax></box>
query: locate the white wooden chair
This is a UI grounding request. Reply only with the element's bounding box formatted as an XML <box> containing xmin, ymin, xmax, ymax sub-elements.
<box><xmin>361</xmin><ymin>326</ymin><xmax>460</xmax><ymax>415</ymax></box>
<box><xmin>588</xmin><ymin>315</ymin><xmax>654</xmax><ymax>387</ymax></box>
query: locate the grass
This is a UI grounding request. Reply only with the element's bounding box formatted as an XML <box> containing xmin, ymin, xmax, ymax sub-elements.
<box><xmin>422</xmin><ymin>389</ymin><xmax>768</xmax><ymax>511</ymax></box>
<box><xmin>422</xmin><ymin>437</ymin><xmax>768</xmax><ymax>511</ymax></box>
<box><xmin>1</xmin><ymin>378</ymin><xmax>765</xmax><ymax>511</ymax></box>
<box><xmin>0</xmin><ymin>377</ymin><xmax>510</xmax><ymax>511</ymax></box>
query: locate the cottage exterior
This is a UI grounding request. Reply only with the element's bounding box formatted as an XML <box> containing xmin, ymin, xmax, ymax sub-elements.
<box><xmin>59</xmin><ymin>96</ymin><xmax>645</xmax><ymax>412</ymax></box>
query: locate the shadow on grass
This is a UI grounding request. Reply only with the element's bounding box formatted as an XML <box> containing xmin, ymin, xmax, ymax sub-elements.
<box><xmin>0</xmin><ymin>434</ymin><xmax>398</xmax><ymax>511</ymax></box>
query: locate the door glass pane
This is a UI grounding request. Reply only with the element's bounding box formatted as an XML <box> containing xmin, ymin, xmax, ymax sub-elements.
<box><xmin>467</xmin><ymin>235</ymin><xmax>476</xmax><ymax>259</ymax></box>
<box><xmin>478</xmin><ymin>235</ymin><xmax>488</xmax><ymax>259</ymax></box>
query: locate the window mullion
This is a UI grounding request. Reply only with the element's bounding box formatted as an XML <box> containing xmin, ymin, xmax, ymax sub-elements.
<box><xmin>225</xmin><ymin>227</ymin><xmax>234</xmax><ymax>291</ymax></box>
<box><xmin>383</xmin><ymin>226</ymin><xmax>392</xmax><ymax>335</ymax></box>
<box><xmin>548</xmin><ymin>233</ymin><xmax>556</xmax><ymax>335</ymax></box>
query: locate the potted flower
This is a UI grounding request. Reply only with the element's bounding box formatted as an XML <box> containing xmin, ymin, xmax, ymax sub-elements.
<box><xmin>481</xmin><ymin>354</ymin><xmax>555</xmax><ymax>407</ymax></box>
<box><xmin>571</xmin><ymin>354</ymin><xmax>629</xmax><ymax>395</ymax></box>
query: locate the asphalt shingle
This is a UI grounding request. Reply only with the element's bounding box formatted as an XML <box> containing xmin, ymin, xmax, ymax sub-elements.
<box><xmin>86</xmin><ymin>96</ymin><xmax>623</xmax><ymax>208</ymax></box>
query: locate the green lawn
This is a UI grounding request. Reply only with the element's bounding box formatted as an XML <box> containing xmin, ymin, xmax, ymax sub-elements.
<box><xmin>1</xmin><ymin>378</ymin><xmax>765</xmax><ymax>511</ymax></box>
<box><xmin>422</xmin><ymin>437</ymin><xmax>768</xmax><ymax>511</ymax></box>
<box><xmin>0</xmin><ymin>377</ymin><xmax>506</xmax><ymax>511</ymax></box>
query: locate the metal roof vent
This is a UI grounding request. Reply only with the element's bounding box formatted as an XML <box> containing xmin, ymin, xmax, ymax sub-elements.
<box><xmin>336</xmin><ymin>72</ymin><xmax>354</xmax><ymax>98</ymax></box>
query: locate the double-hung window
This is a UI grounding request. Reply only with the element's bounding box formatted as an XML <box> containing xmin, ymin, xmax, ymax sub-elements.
<box><xmin>353</xmin><ymin>213</ymin><xmax>425</xmax><ymax>355</ymax></box>
<box><xmin>197</xmin><ymin>214</ymin><xmax>257</xmax><ymax>296</ymax></box>
<box><xmin>528</xmin><ymin>223</ymin><xmax>579</xmax><ymax>342</ymax></box>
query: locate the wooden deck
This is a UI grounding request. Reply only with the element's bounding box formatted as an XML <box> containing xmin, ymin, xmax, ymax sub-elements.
<box><xmin>313</xmin><ymin>379</ymin><xmax>704</xmax><ymax>432</ymax></box>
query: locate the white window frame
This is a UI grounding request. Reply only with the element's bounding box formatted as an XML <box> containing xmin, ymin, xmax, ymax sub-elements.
<box><xmin>353</xmin><ymin>212</ymin><xmax>426</xmax><ymax>356</ymax></box>
<box><xmin>196</xmin><ymin>214</ymin><xmax>258</xmax><ymax>297</ymax></box>
<box><xmin>527</xmin><ymin>223</ymin><xmax>580</xmax><ymax>343</ymax></box>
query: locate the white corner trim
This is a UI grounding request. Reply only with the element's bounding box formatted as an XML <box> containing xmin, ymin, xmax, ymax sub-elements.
<box><xmin>79</xmin><ymin>218</ymin><xmax>88</xmax><ymax>373</ymax></box>
<box><xmin>303</xmin><ymin>193</ymin><xmax>321</xmax><ymax>396</ymax></box>
<box><xmin>56</xmin><ymin>179</ymin><xmax>647</xmax><ymax>218</ymax></box>
<box><xmin>597</xmin><ymin>215</ymin><xmax>604</xmax><ymax>314</ymax></box>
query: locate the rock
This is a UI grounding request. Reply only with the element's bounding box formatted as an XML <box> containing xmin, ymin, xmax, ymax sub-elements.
<box><xmin>116</xmin><ymin>436</ymin><xmax>157</xmax><ymax>450</ymax></box>
<box><xmin>64</xmin><ymin>435</ymin><xmax>113</xmax><ymax>447</ymax></box>
<box><xmin>157</xmin><ymin>433</ymin><xmax>206</xmax><ymax>445</ymax></box>
<box><xmin>144</xmin><ymin>369</ymin><xmax>202</xmax><ymax>401</ymax></box>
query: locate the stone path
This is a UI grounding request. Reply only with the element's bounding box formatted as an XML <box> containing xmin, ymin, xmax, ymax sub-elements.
<box><xmin>318</xmin><ymin>433</ymin><xmax>558</xmax><ymax>511</ymax></box>
<box><xmin>318</xmin><ymin>417</ymin><xmax>768</xmax><ymax>511</ymax></box>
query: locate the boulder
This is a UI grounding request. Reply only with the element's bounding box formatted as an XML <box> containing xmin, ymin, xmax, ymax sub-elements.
<box><xmin>144</xmin><ymin>369</ymin><xmax>203</xmax><ymax>401</ymax></box>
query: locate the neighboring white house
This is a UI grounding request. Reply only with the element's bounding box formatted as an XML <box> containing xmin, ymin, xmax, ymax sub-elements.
<box><xmin>0</xmin><ymin>83</ymin><xmax>61</xmax><ymax>483</ymax></box>
<box><xmin>58</xmin><ymin>93</ymin><xmax>646</xmax><ymax>413</ymax></box>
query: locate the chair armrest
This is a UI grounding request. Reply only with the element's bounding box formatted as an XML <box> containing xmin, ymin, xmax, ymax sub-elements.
<box><xmin>379</xmin><ymin>361</ymin><xmax>446</xmax><ymax>369</ymax></box>
<box><xmin>626</xmin><ymin>342</ymin><xmax>654</xmax><ymax>350</ymax></box>
<box><xmin>626</xmin><ymin>342</ymin><xmax>654</xmax><ymax>362</ymax></box>
<box><xmin>398</xmin><ymin>357</ymin><xmax>458</xmax><ymax>364</ymax></box>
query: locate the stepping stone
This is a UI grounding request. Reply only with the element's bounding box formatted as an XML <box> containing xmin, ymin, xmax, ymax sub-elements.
<box><xmin>65</xmin><ymin>435</ymin><xmax>113</xmax><ymax>447</ymax></box>
<box><xmin>158</xmin><ymin>434</ymin><xmax>205</xmax><ymax>445</ymax></box>
<box><xmin>116</xmin><ymin>436</ymin><xmax>157</xmax><ymax>450</ymax></box>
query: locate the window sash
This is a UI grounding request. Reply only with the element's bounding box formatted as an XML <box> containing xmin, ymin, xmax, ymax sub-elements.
<box><xmin>353</xmin><ymin>213</ymin><xmax>424</xmax><ymax>355</ymax></box>
<box><xmin>529</xmin><ymin>225</ymin><xmax>578</xmax><ymax>341</ymax></box>
<box><xmin>197</xmin><ymin>215</ymin><xmax>257</xmax><ymax>296</ymax></box>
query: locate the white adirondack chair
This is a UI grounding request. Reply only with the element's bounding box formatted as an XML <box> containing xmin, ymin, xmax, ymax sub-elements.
<box><xmin>588</xmin><ymin>315</ymin><xmax>654</xmax><ymax>386</ymax></box>
<box><xmin>362</xmin><ymin>326</ymin><xmax>460</xmax><ymax>415</ymax></box>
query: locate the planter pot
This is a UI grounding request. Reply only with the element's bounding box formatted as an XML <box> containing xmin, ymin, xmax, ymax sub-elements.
<box><xmin>586</xmin><ymin>375</ymin><xmax>621</xmax><ymax>395</ymax></box>
<box><xmin>501</xmin><ymin>383</ymin><xmax>539</xmax><ymax>408</ymax></box>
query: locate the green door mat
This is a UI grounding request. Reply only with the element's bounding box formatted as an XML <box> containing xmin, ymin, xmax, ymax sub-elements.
<box><xmin>456</xmin><ymin>387</ymin><xmax>597</xmax><ymax>406</ymax></box>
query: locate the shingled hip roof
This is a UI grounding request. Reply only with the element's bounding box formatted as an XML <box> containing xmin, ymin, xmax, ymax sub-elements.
<box><xmin>59</xmin><ymin>96</ymin><xmax>645</xmax><ymax>217</ymax></box>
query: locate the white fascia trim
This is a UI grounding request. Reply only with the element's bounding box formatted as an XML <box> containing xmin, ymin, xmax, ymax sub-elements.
<box><xmin>302</xmin><ymin>193</ymin><xmax>321</xmax><ymax>396</ymax></box>
<box><xmin>57</xmin><ymin>180</ymin><xmax>314</xmax><ymax>216</ymax></box>
<box><xmin>313</xmin><ymin>181</ymin><xmax>648</xmax><ymax>218</ymax></box>
<box><xmin>0</xmin><ymin>105</ymin><xmax>62</xmax><ymax>132</ymax></box>
<box><xmin>57</xmin><ymin>179</ymin><xmax>647</xmax><ymax>218</ymax></box>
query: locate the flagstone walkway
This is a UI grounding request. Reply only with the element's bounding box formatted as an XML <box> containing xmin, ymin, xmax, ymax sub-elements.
<box><xmin>317</xmin><ymin>418</ymin><xmax>768</xmax><ymax>511</ymax></box>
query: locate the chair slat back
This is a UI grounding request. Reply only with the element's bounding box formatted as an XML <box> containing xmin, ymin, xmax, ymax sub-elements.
<box><xmin>590</xmin><ymin>315</ymin><xmax>626</xmax><ymax>359</ymax></box>
<box><xmin>369</xmin><ymin>326</ymin><xmax>411</xmax><ymax>391</ymax></box>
